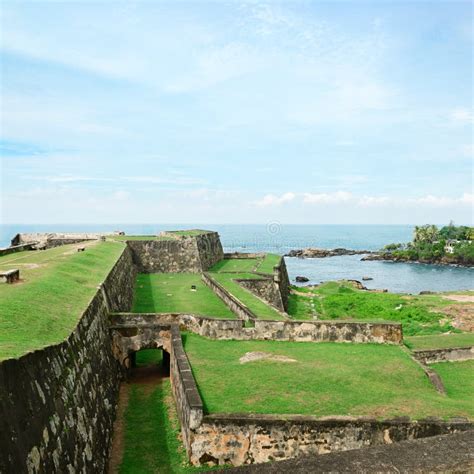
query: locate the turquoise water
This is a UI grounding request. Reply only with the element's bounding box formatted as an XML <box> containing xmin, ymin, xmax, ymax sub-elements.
<box><xmin>1</xmin><ymin>224</ymin><xmax>472</xmax><ymax>293</ymax></box>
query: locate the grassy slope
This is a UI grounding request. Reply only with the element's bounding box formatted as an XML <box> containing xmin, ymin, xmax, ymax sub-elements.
<box><xmin>210</xmin><ymin>258</ymin><xmax>261</xmax><ymax>273</ymax></box>
<box><xmin>210</xmin><ymin>273</ymin><xmax>284</xmax><ymax>320</ymax></box>
<box><xmin>288</xmin><ymin>282</ymin><xmax>465</xmax><ymax>336</ymax></box>
<box><xmin>405</xmin><ymin>333</ymin><xmax>474</xmax><ymax>350</ymax></box>
<box><xmin>431</xmin><ymin>360</ymin><xmax>474</xmax><ymax>405</ymax></box>
<box><xmin>132</xmin><ymin>273</ymin><xmax>235</xmax><ymax>318</ymax></box>
<box><xmin>184</xmin><ymin>334</ymin><xmax>473</xmax><ymax>419</ymax></box>
<box><xmin>256</xmin><ymin>253</ymin><xmax>281</xmax><ymax>275</ymax></box>
<box><xmin>0</xmin><ymin>241</ymin><xmax>124</xmax><ymax>360</ymax></box>
<box><xmin>120</xmin><ymin>350</ymin><xmax>208</xmax><ymax>474</ymax></box>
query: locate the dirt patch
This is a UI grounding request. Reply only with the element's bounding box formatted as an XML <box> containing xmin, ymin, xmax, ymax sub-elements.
<box><xmin>442</xmin><ymin>294</ymin><xmax>474</xmax><ymax>303</ymax></box>
<box><xmin>239</xmin><ymin>351</ymin><xmax>297</xmax><ymax>364</ymax></box>
<box><xmin>441</xmin><ymin>304</ymin><xmax>474</xmax><ymax>332</ymax></box>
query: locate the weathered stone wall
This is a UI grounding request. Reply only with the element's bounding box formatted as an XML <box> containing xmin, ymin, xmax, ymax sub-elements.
<box><xmin>236</xmin><ymin>278</ymin><xmax>285</xmax><ymax>312</ymax></box>
<box><xmin>413</xmin><ymin>346</ymin><xmax>474</xmax><ymax>364</ymax></box>
<box><xmin>273</xmin><ymin>257</ymin><xmax>290</xmax><ymax>311</ymax></box>
<box><xmin>169</xmin><ymin>326</ymin><xmax>204</xmax><ymax>455</ymax></box>
<box><xmin>195</xmin><ymin>232</ymin><xmax>224</xmax><ymax>270</ymax></box>
<box><xmin>0</xmin><ymin>243</ymin><xmax>37</xmax><ymax>257</ymax></box>
<box><xmin>110</xmin><ymin>313</ymin><xmax>403</xmax><ymax>345</ymax></box>
<box><xmin>11</xmin><ymin>233</ymin><xmax>102</xmax><ymax>248</ymax></box>
<box><xmin>127</xmin><ymin>232</ymin><xmax>224</xmax><ymax>273</ymax></box>
<box><xmin>190</xmin><ymin>414</ymin><xmax>472</xmax><ymax>467</ymax></box>
<box><xmin>0</xmin><ymin>246</ymin><xmax>136</xmax><ymax>473</ymax></box>
<box><xmin>201</xmin><ymin>273</ymin><xmax>257</xmax><ymax>321</ymax></box>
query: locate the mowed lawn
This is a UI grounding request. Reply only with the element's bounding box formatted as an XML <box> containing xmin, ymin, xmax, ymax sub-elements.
<box><xmin>184</xmin><ymin>334</ymin><xmax>474</xmax><ymax>420</ymax></box>
<box><xmin>132</xmin><ymin>273</ymin><xmax>235</xmax><ymax>318</ymax></box>
<box><xmin>431</xmin><ymin>360</ymin><xmax>474</xmax><ymax>405</ymax></box>
<box><xmin>256</xmin><ymin>253</ymin><xmax>281</xmax><ymax>274</ymax></box>
<box><xmin>210</xmin><ymin>258</ymin><xmax>261</xmax><ymax>273</ymax></box>
<box><xmin>405</xmin><ymin>333</ymin><xmax>474</xmax><ymax>350</ymax></box>
<box><xmin>0</xmin><ymin>241</ymin><xmax>125</xmax><ymax>360</ymax></box>
<box><xmin>209</xmin><ymin>273</ymin><xmax>285</xmax><ymax>320</ymax></box>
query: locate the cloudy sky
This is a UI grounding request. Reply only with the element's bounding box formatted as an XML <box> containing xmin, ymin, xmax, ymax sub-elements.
<box><xmin>1</xmin><ymin>1</ymin><xmax>472</xmax><ymax>224</ymax></box>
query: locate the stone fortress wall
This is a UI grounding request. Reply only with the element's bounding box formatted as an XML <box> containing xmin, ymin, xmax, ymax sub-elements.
<box><xmin>0</xmin><ymin>247</ymin><xmax>136</xmax><ymax>473</ymax></box>
<box><xmin>2</xmin><ymin>230</ymin><xmax>472</xmax><ymax>471</ymax></box>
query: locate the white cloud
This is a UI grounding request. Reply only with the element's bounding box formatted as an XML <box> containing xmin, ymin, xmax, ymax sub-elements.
<box><xmin>303</xmin><ymin>191</ymin><xmax>352</xmax><ymax>204</ymax></box>
<box><xmin>449</xmin><ymin>107</ymin><xmax>473</xmax><ymax>124</ymax></box>
<box><xmin>256</xmin><ymin>192</ymin><xmax>296</xmax><ymax>207</ymax></box>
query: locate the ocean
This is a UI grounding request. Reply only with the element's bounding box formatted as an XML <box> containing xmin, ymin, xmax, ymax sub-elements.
<box><xmin>1</xmin><ymin>224</ymin><xmax>472</xmax><ymax>294</ymax></box>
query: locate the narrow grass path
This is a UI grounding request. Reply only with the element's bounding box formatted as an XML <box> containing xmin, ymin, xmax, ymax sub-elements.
<box><xmin>117</xmin><ymin>350</ymin><xmax>212</xmax><ymax>474</ymax></box>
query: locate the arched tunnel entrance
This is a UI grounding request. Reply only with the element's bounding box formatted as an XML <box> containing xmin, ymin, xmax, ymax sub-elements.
<box><xmin>128</xmin><ymin>347</ymin><xmax>170</xmax><ymax>379</ymax></box>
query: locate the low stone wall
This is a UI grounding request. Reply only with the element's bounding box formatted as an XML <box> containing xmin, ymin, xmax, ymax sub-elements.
<box><xmin>127</xmin><ymin>231</ymin><xmax>224</xmax><ymax>273</ymax></box>
<box><xmin>190</xmin><ymin>414</ymin><xmax>472</xmax><ymax>467</ymax></box>
<box><xmin>413</xmin><ymin>346</ymin><xmax>474</xmax><ymax>364</ymax></box>
<box><xmin>224</xmin><ymin>252</ymin><xmax>265</xmax><ymax>259</ymax></box>
<box><xmin>0</xmin><ymin>246</ymin><xmax>136</xmax><ymax>473</ymax></box>
<box><xmin>169</xmin><ymin>326</ymin><xmax>204</xmax><ymax>455</ymax></box>
<box><xmin>236</xmin><ymin>278</ymin><xmax>285</xmax><ymax>312</ymax></box>
<box><xmin>202</xmin><ymin>273</ymin><xmax>257</xmax><ymax>322</ymax></box>
<box><xmin>0</xmin><ymin>243</ymin><xmax>37</xmax><ymax>257</ymax></box>
<box><xmin>110</xmin><ymin>313</ymin><xmax>403</xmax><ymax>344</ymax></box>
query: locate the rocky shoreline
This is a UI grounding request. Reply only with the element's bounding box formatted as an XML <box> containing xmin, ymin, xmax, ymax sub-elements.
<box><xmin>361</xmin><ymin>253</ymin><xmax>474</xmax><ymax>268</ymax></box>
<box><xmin>285</xmin><ymin>248</ymin><xmax>375</xmax><ymax>258</ymax></box>
<box><xmin>285</xmin><ymin>247</ymin><xmax>473</xmax><ymax>268</ymax></box>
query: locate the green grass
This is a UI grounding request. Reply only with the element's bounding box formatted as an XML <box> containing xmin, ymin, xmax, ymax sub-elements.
<box><xmin>210</xmin><ymin>258</ymin><xmax>261</xmax><ymax>273</ymax></box>
<box><xmin>183</xmin><ymin>333</ymin><xmax>473</xmax><ymax>420</ymax></box>
<box><xmin>209</xmin><ymin>273</ymin><xmax>285</xmax><ymax>320</ymax></box>
<box><xmin>287</xmin><ymin>282</ymin><xmax>462</xmax><ymax>336</ymax></box>
<box><xmin>405</xmin><ymin>333</ymin><xmax>474</xmax><ymax>350</ymax></box>
<box><xmin>166</xmin><ymin>230</ymin><xmax>209</xmax><ymax>237</ymax></box>
<box><xmin>132</xmin><ymin>273</ymin><xmax>235</xmax><ymax>318</ymax></box>
<box><xmin>256</xmin><ymin>253</ymin><xmax>281</xmax><ymax>275</ymax></box>
<box><xmin>120</xmin><ymin>350</ymin><xmax>208</xmax><ymax>474</ymax></box>
<box><xmin>111</xmin><ymin>235</ymin><xmax>173</xmax><ymax>241</ymax></box>
<box><xmin>431</xmin><ymin>360</ymin><xmax>474</xmax><ymax>406</ymax></box>
<box><xmin>0</xmin><ymin>241</ymin><xmax>125</xmax><ymax>360</ymax></box>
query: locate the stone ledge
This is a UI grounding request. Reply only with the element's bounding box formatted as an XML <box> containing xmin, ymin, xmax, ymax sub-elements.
<box><xmin>224</xmin><ymin>429</ymin><xmax>474</xmax><ymax>473</ymax></box>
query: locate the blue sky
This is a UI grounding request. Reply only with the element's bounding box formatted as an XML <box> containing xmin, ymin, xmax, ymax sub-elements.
<box><xmin>1</xmin><ymin>0</ymin><xmax>472</xmax><ymax>224</ymax></box>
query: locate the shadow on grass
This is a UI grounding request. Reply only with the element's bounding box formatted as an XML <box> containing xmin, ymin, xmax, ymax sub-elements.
<box><xmin>133</xmin><ymin>273</ymin><xmax>158</xmax><ymax>312</ymax></box>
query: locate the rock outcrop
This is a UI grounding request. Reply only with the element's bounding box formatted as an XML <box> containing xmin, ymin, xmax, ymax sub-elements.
<box><xmin>286</xmin><ymin>248</ymin><xmax>374</xmax><ymax>258</ymax></box>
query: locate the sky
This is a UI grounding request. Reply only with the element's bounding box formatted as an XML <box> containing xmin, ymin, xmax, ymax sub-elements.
<box><xmin>0</xmin><ymin>0</ymin><xmax>472</xmax><ymax>225</ymax></box>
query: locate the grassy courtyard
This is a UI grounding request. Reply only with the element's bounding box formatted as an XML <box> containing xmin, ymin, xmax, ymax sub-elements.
<box><xmin>132</xmin><ymin>273</ymin><xmax>235</xmax><ymax>318</ymax></box>
<box><xmin>210</xmin><ymin>258</ymin><xmax>261</xmax><ymax>273</ymax></box>
<box><xmin>183</xmin><ymin>333</ymin><xmax>474</xmax><ymax>420</ymax></box>
<box><xmin>431</xmin><ymin>360</ymin><xmax>474</xmax><ymax>404</ymax></box>
<box><xmin>0</xmin><ymin>241</ymin><xmax>125</xmax><ymax>360</ymax></box>
<box><xmin>287</xmin><ymin>281</ymin><xmax>469</xmax><ymax>336</ymax></box>
<box><xmin>405</xmin><ymin>333</ymin><xmax>474</xmax><ymax>350</ymax></box>
<box><xmin>209</xmin><ymin>273</ymin><xmax>285</xmax><ymax>320</ymax></box>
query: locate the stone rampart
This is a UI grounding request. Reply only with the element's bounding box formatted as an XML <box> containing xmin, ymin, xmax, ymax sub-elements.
<box><xmin>110</xmin><ymin>313</ymin><xmax>403</xmax><ymax>344</ymax></box>
<box><xmin>0</xmin><ymin>246</ymin><xmax>136</xmax><ymax>473</ymax></box>
<box><xmin>413</xmin><ymin>346</ymin><xmax>474</xmax><ymax>364</ymax></box>
<box><xmin>0</xmin><ymin>243</ymin><xmax>37</xmax><ymax>257</ymax></box>
<box><xmin>211</xmin><ymin>422</ymin><xmax>474</xmax><ymax>471</ymax></box>
<box><xmin>236</xmin><ymin>278</ymin><xmax>285</xmax><ymax>312</ymax></box>
<box><xmin>273</xmin><ymin>257</ymin><xmax>290</xmax><ymax>311</ymax></box>
<box><xmin>127</xmin><ymin>231</ymin><xmax>223</xmax><ymax>273</ymax></box>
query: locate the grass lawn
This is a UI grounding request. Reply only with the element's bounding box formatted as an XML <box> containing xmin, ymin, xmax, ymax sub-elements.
<box><xmin>210</xmin><ymin>258</ymin><xmax>261</xmax><ymax>273</ymax></box>
<box><xmin>111</xmin><ymin>235</ymin><xmax>173</xmax><ymax>241</ymax></box>
<box><xmin>0</xmin><ymin>241</ymin><xmax>125</xmax><ymax>360</ymax></box>
<box><xmin>132</xmin><ymin>273</ymin><xmax>235</xmax><ymax>318</ymax></box>
<box><xmin>431</xmin><ymin>360</ymin><xmax>474</xmax><ymax>405</ymax></box>
<box><xmin>183</xmin><ymin>333</ymin><xmax>473</xmax><ymax>420</ymax></box>
<box><xmin>120</xmin><ymin>350</ymin><xmax>209</xmax><ymax>474</ymax></box>
<box><xmin>256</xmin><ymin>254</ymin><xmax>281</xmax><ymax>275</ymax></box>
<box><xmin>165</xmin><ymin>230</ymin><xmax>209</xmax><ymax>237</ymax></box>
<box><xmin>287</xmin><ymin>282</ymin><xmax>462</xmax><ymax>336</ymax></box>
<box><xmin>209</xmin><ymin>273</ymin><xmax>285</xmax><ymax>320</ymax></box>
<box><xmin>405</xmin><ymin>333</ymin><xmax>474</xmax><ymax>350</ymax></box>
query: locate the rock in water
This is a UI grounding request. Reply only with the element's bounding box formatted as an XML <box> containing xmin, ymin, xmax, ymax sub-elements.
<box><xmin>295</xmin><ymin>276</ymin><xmax>309</xmax><ymax>282</ymax></box>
